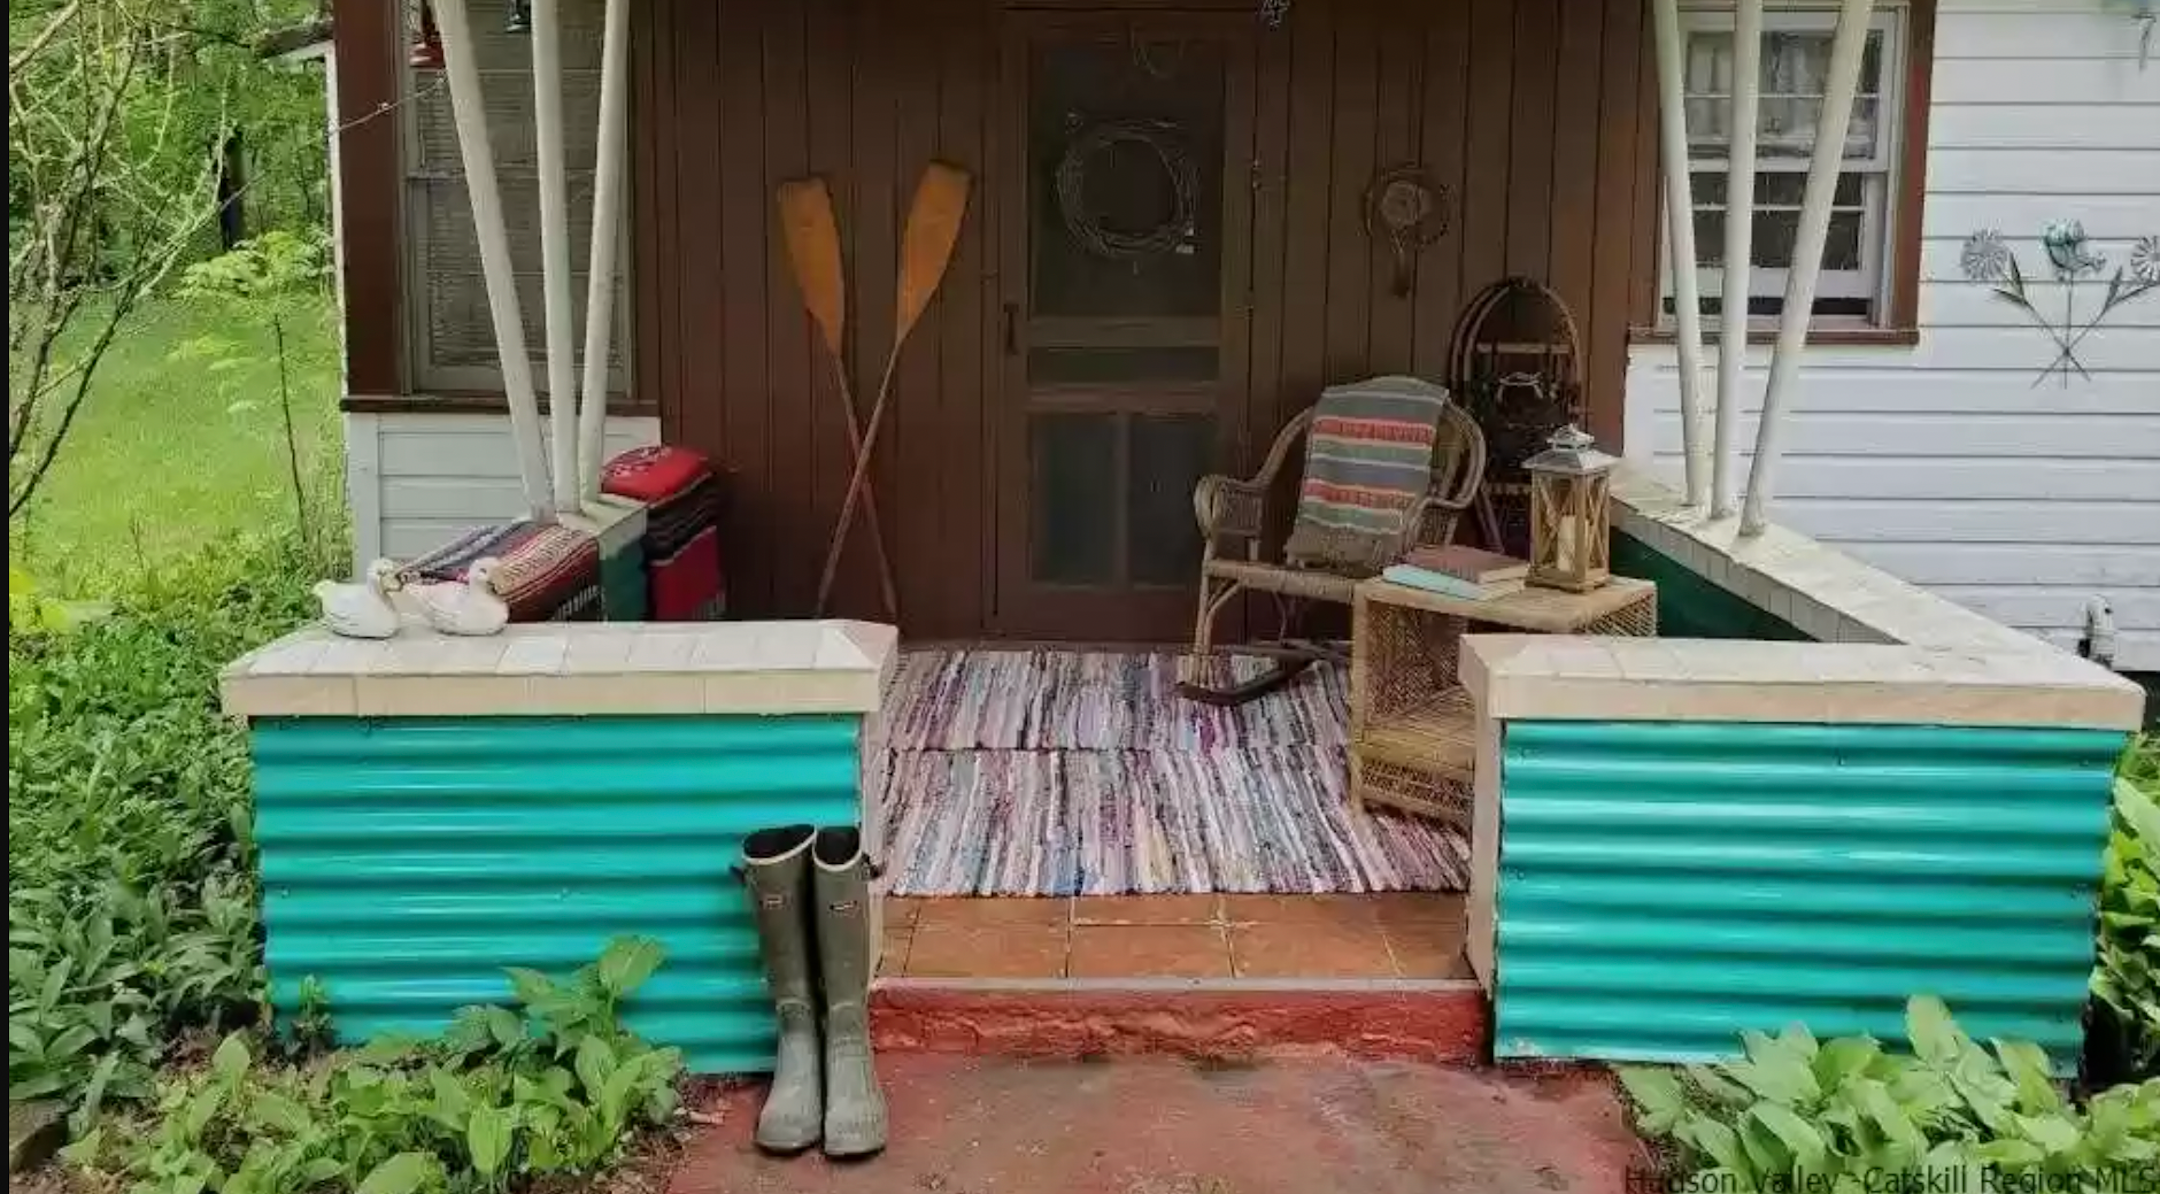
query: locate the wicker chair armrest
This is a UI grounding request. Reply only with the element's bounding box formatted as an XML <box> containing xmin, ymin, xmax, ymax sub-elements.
<box><xmin>1194</xmin><ymin>474</ymin><xmax>1269</xmax><ymax>543</ymax></box>
<box><xmin>1402</xmin><ymin>493</ymin><xmax>1469</xmax><ymax>553</ymax></box>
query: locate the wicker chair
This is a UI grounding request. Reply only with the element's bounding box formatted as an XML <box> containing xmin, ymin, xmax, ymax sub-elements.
<box><xmin>1179</xmin><ymin>395</ymin><xmax>1487</xmax><ymax>706</ymax></box>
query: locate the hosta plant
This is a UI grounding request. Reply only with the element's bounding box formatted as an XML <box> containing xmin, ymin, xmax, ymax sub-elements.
<box><xmin>1620</xmin><ymin>997</ymin><xmax>2160</xmax><ymax>1193</ymax></box>
<box><xmin>2093</xmin><ymin>748</ymin><xmax>2159</xmax><ymax>1079</ymax></box>
<box><xmin>65</xmin><ymin>937</ymin><xmax>684</xmax><ymax>1194</ymax></box>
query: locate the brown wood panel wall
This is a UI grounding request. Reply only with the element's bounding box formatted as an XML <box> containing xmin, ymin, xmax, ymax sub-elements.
<box><xmin>631</xmin><ymin>0</ymin><xmax>1658</xmax><ymax>636</ymax></box>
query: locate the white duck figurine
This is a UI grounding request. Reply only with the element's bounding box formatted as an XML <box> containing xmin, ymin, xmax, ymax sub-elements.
<box><xmin>313</xmin><ymin>558</ymin><xmax>403</xmax><ymax>640</ymax></box>
<box><xmin>408</xmin><ymin>556</ymin><xmax>510</xmax><ymax>637</ymax></box>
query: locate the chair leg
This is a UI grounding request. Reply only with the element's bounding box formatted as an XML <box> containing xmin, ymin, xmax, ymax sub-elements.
<box><xmin>1181</xmin><ymin>573</ymin><xmax>1226</xmax><ymax>685</ymax></box>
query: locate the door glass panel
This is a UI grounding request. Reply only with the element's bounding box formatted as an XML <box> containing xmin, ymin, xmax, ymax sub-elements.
<box><xmin>1031</xmin><ymin>413</ymin><xmax>1119</xmax><ymax>584</ymax></box>
<box><xmin>1030</xmin><ymin>37</ymin><xmax>1224</xmax><ymax>321</ymax></box>
<box><xmin>1127</xmin><ymin>416</ymin><xmax>1213</xmax><ymax>585</ymax></box>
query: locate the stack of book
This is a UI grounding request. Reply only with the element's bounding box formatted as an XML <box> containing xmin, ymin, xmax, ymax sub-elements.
<box><xmin>1380</xmin><ymin>545</ymin><xmax>1530</xmax><ymax>601</ymax></box>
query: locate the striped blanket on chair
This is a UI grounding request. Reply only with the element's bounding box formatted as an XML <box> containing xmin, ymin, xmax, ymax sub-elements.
<box><xmin>1282</xmin><ymin>375</ymin><xmax>1451</xmax><ymax>572</ymax></box>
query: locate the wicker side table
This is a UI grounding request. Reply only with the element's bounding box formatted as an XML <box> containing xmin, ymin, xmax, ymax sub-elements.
<box><xmin>1349</xmin><ymin>577</ymin><xmax>1656</xmax><ymax>825</ymax></box>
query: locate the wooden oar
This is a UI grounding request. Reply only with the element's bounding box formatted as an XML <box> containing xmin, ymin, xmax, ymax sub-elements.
<box><xmin>814</xmin><ymin>161</ymin><xmax>972</xmax><ymax>617</ymax></box>
<box><xmin>776</xmin><ymin>176</ymin><xmax>898</xmax><ymax>619</ymax></box>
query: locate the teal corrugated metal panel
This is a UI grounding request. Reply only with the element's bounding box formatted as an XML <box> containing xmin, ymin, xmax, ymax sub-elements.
<box><xmin>250</xmin><ymin>714</ymin><xmax>861</xmax><ymax>1074</ymax></box>
<box><xmin>599</xmin><ymin>543</ymin><xmax>647</xmax><ymax>620</ymax></box>
<box><xmin>1493</xmin><ymin>720</ymin><xmax>2126</xmax><ymax>1068</ymax></box>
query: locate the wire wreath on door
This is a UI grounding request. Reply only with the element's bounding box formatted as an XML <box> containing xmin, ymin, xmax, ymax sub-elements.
<box><xmin>1056</xmin><ymin>118</ymin><xmax>1199</xmax><ymax>261</ymax></box>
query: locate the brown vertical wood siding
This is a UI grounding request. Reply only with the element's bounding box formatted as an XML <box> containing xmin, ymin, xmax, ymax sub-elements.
<box><xmin>630</xmin><ymin>0</ymin><xmax>1659</xmax><ymax>635</ymax></box>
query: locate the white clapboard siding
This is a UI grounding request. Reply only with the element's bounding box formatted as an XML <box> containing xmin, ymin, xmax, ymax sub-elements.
<box><xmin>1626</xmin><ymin>1</ymin><xmax>2160</xmax><ymax>669</ymax></box>
<box><xmin>1928</xmin><ymin>149</ymin><xmax>2160</xmax><ymax>196</ymax></box>
<box><xmin>1920</xmin><ymin>282</ymin><xmax>2160</xmax><ymax>328</ymax></box>
<box><xmin>345</xmin><ymin>411</ymin><xmax>661</xmax><ymax>569</ymax></box>
<box><xmin>1929</xmin><ymin>105</ymin><xmax>2156</xmax><ymax>151</ymax></box>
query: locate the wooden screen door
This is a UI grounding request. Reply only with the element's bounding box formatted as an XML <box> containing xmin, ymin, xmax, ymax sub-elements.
<box><xmin>992</xmin><ymin>11</ymin><xmax>1254</xmax><ymax>641</ymax></box>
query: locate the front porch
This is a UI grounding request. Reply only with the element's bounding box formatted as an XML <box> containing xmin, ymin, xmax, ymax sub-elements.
<box><xmin>287</xmin><ymin>0</ymin><xmax>2150</xmax><ymax>1075</ymax></box>
<box><xmin>225</xmin><ymin>464</ymin><xmax>2142</xmax><ymax>1068</ymax></box>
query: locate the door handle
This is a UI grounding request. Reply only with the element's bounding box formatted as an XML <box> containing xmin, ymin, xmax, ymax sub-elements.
<box><xmin>1002</xmin><ymin>302</ymin><xmax>1019</xmax><ymax>356</ymax></box>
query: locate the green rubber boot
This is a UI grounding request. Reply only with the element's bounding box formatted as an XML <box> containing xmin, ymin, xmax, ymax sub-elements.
<box><xmin>740</xmin><ymin>825</ymin><xmax>822</xmax><ymax>1154</ymax></box>
<box><xmin>812</xmin><ymin>827</ymin><xmax>888</xmax><ymax>1158</ymax></box>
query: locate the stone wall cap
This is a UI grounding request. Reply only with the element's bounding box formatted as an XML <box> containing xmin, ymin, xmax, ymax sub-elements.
<box><xmin>221</xmin><ymin>620</ymin><xmax>898</xmax><ymax>718</ymax></box>
<box><xmin>1461</xmin><ymin>633</ymin><xmax>2145</xmax><ymax>731</ymax></box>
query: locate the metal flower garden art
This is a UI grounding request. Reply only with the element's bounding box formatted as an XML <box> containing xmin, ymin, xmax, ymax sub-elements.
<box><xmin>1959</xmin><ymin>222</ymin><xmax>2159</xmax><ymax>388</ymax></box>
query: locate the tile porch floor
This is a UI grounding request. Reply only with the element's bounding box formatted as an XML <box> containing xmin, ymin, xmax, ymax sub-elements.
<box><xmin>878</xmin><ymin>892</ymin><xmax>1474</xmax><ymax>982</ymax></box>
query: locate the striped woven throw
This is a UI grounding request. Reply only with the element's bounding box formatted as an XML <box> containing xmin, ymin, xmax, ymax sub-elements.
<box><xmin>1283</xmin><ymin>375</ymin><xmax>1451</xmax><ymax>571</ymax></box>
<box><xmin>398</xmin><ymin>520</ymin><xmax>600</xmax><ymax>622</ymax></box>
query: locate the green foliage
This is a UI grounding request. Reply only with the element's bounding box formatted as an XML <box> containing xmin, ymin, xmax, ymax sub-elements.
<box><xmin>171</xmin><ymin>229</ymin><xmax>334</xmax><ymax>550</ymax></box>
<box><xmin>9</xmin><ymin>292</ymin><xmax>343</xmax><ymax>594</ymax></box>
<box><xmin>11</xmin><ymin>0</ymin><xmax>331</xmax><ymax>519</ymax></box>
<box><xmin>2094</xmin><ymin>739</ymin><xmax>2160</xmax><ymax>1075</ymax></box>
<box><xmin>1619</xmin><ymin>997</ymin><xmax>2160</xmax><ymax>1193</ymax></box>
<box><xmin>9</xmin><ymin>530</ymin><xmax>329</xmax><ymax>1124</ymax></box>
<box><xmin>176</xmin><ymin>230</ymin><xmax>330</xmax><ymax>309</ymax></box>
<box><xmin>64</xmin><ymin>939</ymin><xmax>686</xmax><ymax>1194</ymax></box>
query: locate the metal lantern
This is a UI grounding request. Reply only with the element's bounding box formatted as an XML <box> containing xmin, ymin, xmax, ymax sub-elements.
<box><xmin>1525</xmin><ymin>424</ymin><xmax>1617</xmax><ymax>593</ymax></box>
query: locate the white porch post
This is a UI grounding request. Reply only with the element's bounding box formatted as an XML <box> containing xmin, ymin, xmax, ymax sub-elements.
<box><xmin>435</xmin><ymin>0</ymin><xmax>552</xmax><ymax>518</ymax></box>
<box><xmin>531</xmin><ymin>0</ymin><xmax>580</xmax><ymax>512</ymax></box>
<box><xmin>1712</xmin><ymin>0</ymin><xmax>1763</xmax><ymax>519</ymax></box>
<box><xmin>578</xmin><ymin>0</ymin><xmax>630</xmax><ymax>501</ymax></box>
<box><xmin>1741</xmin><ymin>0</ymin><xmax>1876</xmax><ymax>535</ymax></box>
<box><xmin>1652</xmin><ymin>0</ymin><xmax>1711</xmax><ymax>509</ymax></box>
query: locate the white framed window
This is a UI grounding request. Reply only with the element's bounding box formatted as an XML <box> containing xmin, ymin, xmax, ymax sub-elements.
<box><xmin>1665</xmin><ymin>2</ymin><xmax>1909</xmax><ymax>330</ymax></box>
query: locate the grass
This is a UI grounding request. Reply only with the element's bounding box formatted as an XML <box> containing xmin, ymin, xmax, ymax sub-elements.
<box><xmin>10</xmin><ymin>290</ymin><xmax>343</xmax><ymax>596</ymax></box>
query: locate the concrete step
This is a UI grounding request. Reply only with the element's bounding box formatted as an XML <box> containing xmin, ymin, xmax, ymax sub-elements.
<box><xmin>871</xmin><ymin>978</ymin><xmax>1489</xmax><ymax>1065</ymax></box>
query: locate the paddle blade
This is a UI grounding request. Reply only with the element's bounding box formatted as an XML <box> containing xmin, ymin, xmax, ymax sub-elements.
<box><xmin>776</xmin><ymin>176</ymin><xmax>847</xmax><ymax>359</ymax></box>
<box><xmin>892</xmin><ymin>161</ymin><xmax>973</xmax><ymax>346</ymax></box>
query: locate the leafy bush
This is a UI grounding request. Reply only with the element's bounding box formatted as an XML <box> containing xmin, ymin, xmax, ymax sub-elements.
<box><xmin>1620</xmin><ymin>997</ymin><xmax>2159</xmax><ymax>1193</ymax></box>
<box><xmin>65</xmin><ymin>939</ymin><xmax>685</xmax><ymax>1194</ymax></box>
<box><xmin>9</xmin><ymin>531</ymin><xmax>330</xmax><ymax>1122</ymax></box>
<box><xmin>2094</xmin><ymin>738</ymin><xmax>2159</xmax><ymax>1078</ymax></box>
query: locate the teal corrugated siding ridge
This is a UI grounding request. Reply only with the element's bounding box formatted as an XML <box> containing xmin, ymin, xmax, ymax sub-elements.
<box><xmin>1493</xmin><ymin>720</ymin><xmax>2125</xmax><ymax>1068</ymax></box>
<box><xmin>250</xmin><ymin>714</ymin><xmax>862</xmax><ymax>1074</ymax></box>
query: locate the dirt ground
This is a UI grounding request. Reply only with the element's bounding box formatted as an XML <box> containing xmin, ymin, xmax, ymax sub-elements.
<box><xmin>662</xmin><ymin>1054</ymin><xmax>1648</xmax><ymax>1194</ymax></box>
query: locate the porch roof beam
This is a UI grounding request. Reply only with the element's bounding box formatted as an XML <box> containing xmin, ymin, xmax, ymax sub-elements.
<box><xmin>1713</xmin><ymin>0</ymin><xmax>1764</xmax><ymax>519</ymax></box>
<box><xmin>433</xmin><ymin>0</ymin><xmax>551</xmax><ymax>519</ymax></box>
<box><xmin>1742</xmin><ymin>0</ymin><xmax>1877</xmax><ymax>536</ymax></box>
<box><xmin>1652</xmin><ymin>0</ymin><xmax>1711</xmax><ymax>509</ymax></box>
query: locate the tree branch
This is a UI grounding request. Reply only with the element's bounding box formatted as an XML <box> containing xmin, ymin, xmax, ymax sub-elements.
<box><xmin>9</xmin><ymin>1</ymin><xmax>82</xmax><ymax>74</ymax></box>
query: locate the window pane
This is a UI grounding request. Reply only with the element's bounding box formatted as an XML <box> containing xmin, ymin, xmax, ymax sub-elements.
<box><xmin>1821</xmin><ymin>212</ymin><xmax>1864</xmax><ymax>272</ymax></box>
<box><xmin>1691</xmin><ymin>207</ymin><xmax>1867</xmax><ymax>272</ymax></box>
<box><xmin>1684</xmin><ymin>30</ymin><xmax>1885</xmax><ymax>160</ymax></box>
<box><xmin>1750</xmin><ymin>173</ymin><xmax>1865</xmax><ymax>209</ymax></box>
<box><xmin>1694</xmin><ymin>211</ymin><xmax>1725</xmax><ymax>266</ymax></box>
<box><xmin>1689</xmin><ymin>172</ymin><xmax>1867</xmax><ymax>213</ymax></box>
<box><xmin>1753</xmin><ymin>210</ymin><xmax>1799</xmax><ymax>267</ymax></box>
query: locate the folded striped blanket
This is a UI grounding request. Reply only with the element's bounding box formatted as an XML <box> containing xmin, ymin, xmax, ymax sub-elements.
<box><xmin>643</xmin><ymin>473</ymin><xmax>725</xmax><ymax>561</ymax></box>
<box><xmin>651</xmin><ymin>526</ymin><xmax>722</xmax><ymax>621</ymax></box>
<box><xmin>1282</xmin><ymin>375</ymin><xmax>1450</xmax><ymax>573</ymax></box>
<box><xmin>399</xmin><ymin>520</ymin><xmax>600</xmax><ymax>622</ymax></box>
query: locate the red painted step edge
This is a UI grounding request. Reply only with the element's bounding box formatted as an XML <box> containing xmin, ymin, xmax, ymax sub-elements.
<box><xmin>871</xmin><ymin>982</ymin><xmax>1490</xmax><ymax>1065</ymax></box>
